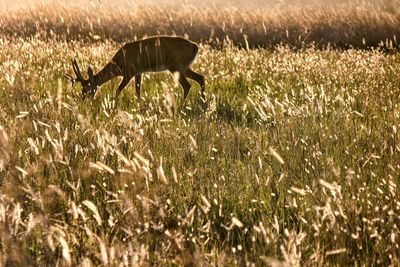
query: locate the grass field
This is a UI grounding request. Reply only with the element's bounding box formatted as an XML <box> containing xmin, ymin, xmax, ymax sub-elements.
<box><xmin>1</xmin><ymin>1</ymin><xmax>400</xmax><ymax>266</ymax></box>
<box><xmin>1</xmin><ymin>0</ymin><xmax>400</xmax><ymax>49</ymax></box>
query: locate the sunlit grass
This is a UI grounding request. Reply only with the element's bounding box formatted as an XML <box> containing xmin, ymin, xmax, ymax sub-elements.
<box><xmin>1</xmin><ymin>37</ymin><xmax>400</xmax><ymax>265</ymax></box>
<box><xmin>1</xmin><ymin>1</ymin><xmax>400</xmax><ymax>49</ymax></box>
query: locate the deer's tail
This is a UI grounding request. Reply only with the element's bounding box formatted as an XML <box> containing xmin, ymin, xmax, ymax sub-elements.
<box><xmin>192</xmin><ymin>43</ymin><xmax>199</xmax><ymax>56</ymax></box>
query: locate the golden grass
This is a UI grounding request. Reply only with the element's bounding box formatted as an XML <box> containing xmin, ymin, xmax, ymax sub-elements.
<box><xmin>0</xmin><ymin>36</ymin><xmax>400</xmax><ymax>265</ymax></box>
<box><xmin>0</xmin><ymin>1</ymin><xmax>400</xmax><ymax>48</ymax></box>
<box><xmin>1</xmin><ymin>1</ymin><xmax>400</xmax><ymax>265</ymax></box>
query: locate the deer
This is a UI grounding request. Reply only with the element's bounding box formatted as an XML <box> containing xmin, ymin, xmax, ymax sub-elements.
<box><xmin>66</xmin><ymin>36</ymin><xmax>205</xmax><ymax>103</ymax></box>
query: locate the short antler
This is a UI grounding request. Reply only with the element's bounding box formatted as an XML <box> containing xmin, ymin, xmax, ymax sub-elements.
<box><xmin>72</xmin><ymin>59</ymin><xmax>85</xmax><ymax>82</ymax></box>
<box><xmin>64</xmin><ymin>73</ymin><xmax>75</xmax><ymax>84</ymax></box>
<box><xmin>65</xmin><ymin>59</ymin><xmax>86</xmax><ymax>85</ymax></box>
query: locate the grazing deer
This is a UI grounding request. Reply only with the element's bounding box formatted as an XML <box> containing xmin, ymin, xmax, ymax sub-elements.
<box><xmin>66</xmin><ymin>36</ymin><xmax>205</xmax><ymax>102</ymax></box>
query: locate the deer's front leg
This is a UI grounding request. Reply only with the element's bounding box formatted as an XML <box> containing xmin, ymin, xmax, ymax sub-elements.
<box><xmin>135</xmin><ymin>74</ymin><xmax>142</xmax><ymax>99</ymax></box>
<box><xmin>116</xmin><ymin>76</ymin><xmax>131</xmax><ymax>98</ymax></box>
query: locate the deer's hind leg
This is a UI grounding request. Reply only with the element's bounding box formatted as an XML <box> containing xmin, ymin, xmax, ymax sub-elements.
<box><xmin>186</xmin><ymin>68</ymin><xmax>205</xmax><ymax>101</ymax></box>
<box><xmin>178</xmin><ymin>72</ymin><xmax>191</xmax><ymax>100</ymax></box>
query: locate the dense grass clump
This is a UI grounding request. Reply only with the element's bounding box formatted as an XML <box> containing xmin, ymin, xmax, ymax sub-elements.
<box><xmin>0</xmin><ymin>36</ymin><xmax>400</xmax><ymax>265</ymax></box>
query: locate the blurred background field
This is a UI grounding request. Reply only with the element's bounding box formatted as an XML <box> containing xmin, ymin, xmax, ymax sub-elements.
<box><xmin>1</xmin><ymin>0</ymin><xmax>400</xmax><ymax>266</ymax></box>
<box><xmin>1</xmin><ymin>0</ymin><xmax>400</xmax><ymax>48</ymax></box>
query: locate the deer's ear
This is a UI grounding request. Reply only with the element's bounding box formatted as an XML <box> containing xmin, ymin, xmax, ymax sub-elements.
<box><xmin>87</xmin><ymin>67</ymin><xmax>94</xmax><ymax>82</ymax></box>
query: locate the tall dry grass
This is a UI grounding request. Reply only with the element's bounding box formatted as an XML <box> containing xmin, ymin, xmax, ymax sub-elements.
<box><xmin>0</xmin><ymin>36</ymin><xmax>400</xmax><ymax>265</ymax></box>
<box><xmin>1</xmin><ymin>1</ymin><xmax>400</xmax><ymax>48</ymax></box>
<box><xmin>1</xmin><ymin>1</ymin><xmax>400</xmax><ymax>265</ymax></box>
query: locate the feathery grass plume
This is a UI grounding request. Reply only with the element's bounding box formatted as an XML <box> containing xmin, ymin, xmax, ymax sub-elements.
<box><xmin>58</xmin><ymin>236</ymin><xmax>72</xmax><ymax>266</ymax></box>
<box><xmin>171</xmin><ymin>166</ymin><xmax>178</xmax><ymax>183</ymax></box>
<box><xmin>82</xmin><ymin>200</ymin><xmax>102</xmax><ymax>226</ymax></box>
<box><xmin>157</xmin><ymin>157</ymin><xmax>168</xmax><ymax>184</ymax></box>
<box><xmin>97</xmin><ymin>236</ymin><xmax>109</xmax><ymax>265</ymax></box>
<box><xmin>0</xmin><ymin>125</ymin><xmax>10</xmax><ymax>171</ymax></box>
<box><xmin>96</xmin><ymin>161</ymin><xmax>115</xmax><ymax>175</ymax></box>
<box><xmin>269</xmin><ymin>146</ymin><xmax>285</xmax><ymax>164</ymax></box>
<box><xmin>133</xmin><ymin>152</ymin><xmax>149</xmax><ymax>166</ymax></box>
<box><xmin>57</xmin><ymin>78</ymin><xmax>63</xmax><ymax>113</ymax></box>
<box><xmin>231</xmin><ymin>217</ymin><xmax>244</xmax><ymax>228</ymax></box>
<box><xmin>162</xmin><ymin>81</ymin><xmax>176</xmax><ymax>117</ymax></box>
<box><xmin>325</xmin><ymin>248</ymin><xmax>347</xmax><ymax>256</ymax></box>
<box><xmin>200</xmin><ymin>194</ymin><xmax>211</xmax><ymax>214</ymax></box>
<box><xmin>290</xmin><ymin>186</ymin><xmax>306</xmax><ymax>196</ymax></box>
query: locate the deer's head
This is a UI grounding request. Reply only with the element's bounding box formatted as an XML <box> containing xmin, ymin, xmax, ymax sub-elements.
<box><xmin>66</xmin><ymin>59</ymin><xmax>96</xmax><ymax>99</ymax></box>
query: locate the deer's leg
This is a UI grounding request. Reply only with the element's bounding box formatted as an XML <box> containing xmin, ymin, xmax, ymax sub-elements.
<box><xmin>134</xmin><ymin>74</ymin><xmax>142</xmax><ymax>99</ymax></box>
<box><xmin>116</xmin><ymin>76</ymin><xmax>131</xmax><ymax>98</ymax></box>
<box><xmin>186</xmin><ymin>68</ymin><xmax>205</xmax><ymax>101</ymax></box>
<box><xmin>178</xmin><ymin>73</ymin><xmax>191</xmax><ymax>100</ymax></box>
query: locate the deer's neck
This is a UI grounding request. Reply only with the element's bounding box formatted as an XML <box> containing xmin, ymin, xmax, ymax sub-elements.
<box><xmin>93</xmin><ymin>62</ymin><xmax>121</xmax><ymax>87</ymax></box>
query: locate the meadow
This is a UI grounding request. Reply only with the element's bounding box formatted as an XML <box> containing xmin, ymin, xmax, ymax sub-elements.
<box><xmin>1</xmin><ymin>1</ymin><xmax>400</xmax><ymax>266</ymax></box>
<box><xmin>1</xmin><ymin>0</ymin><xmax>400</xmax><ymax>49</ymax></box>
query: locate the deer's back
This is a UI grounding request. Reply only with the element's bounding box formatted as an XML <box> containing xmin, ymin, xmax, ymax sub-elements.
<box><xmin>115</xmin><ymin>36</ymin><xmax>199</xmax><ymax>73</ymax></box>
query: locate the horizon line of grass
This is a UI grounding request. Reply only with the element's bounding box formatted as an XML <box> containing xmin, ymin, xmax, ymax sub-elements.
<box><xmin>1</xmin><ymin>2</ymin><xmax>400</xmax><ymax>49</ymax></box>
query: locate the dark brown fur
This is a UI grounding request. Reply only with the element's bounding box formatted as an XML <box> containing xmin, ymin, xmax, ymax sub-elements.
<box><xmin>68</xmin><ymin>36</ymin><xmax>205</xmax><ymax>101</ymax></box>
